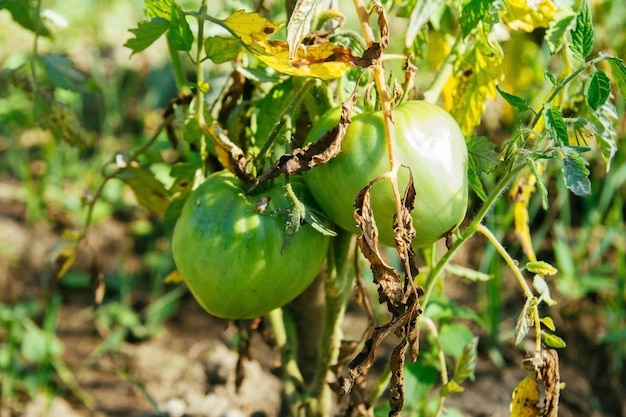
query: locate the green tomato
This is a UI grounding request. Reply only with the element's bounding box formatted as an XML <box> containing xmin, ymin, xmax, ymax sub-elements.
<box><xmin>303</xmin><ymin>100</ymin><xmax>468</xmax><ymax>248</ymax></box>
<box><xmin>172</xmin><ymin>171</ymin><xmax>329</xmax><ymax>319</ymax></box>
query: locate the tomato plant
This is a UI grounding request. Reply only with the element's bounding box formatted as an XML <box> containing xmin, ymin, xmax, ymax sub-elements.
<box><xmin>303</xmin><ymin>100</ymin><xmax>468</xmax><ymax>248</ymax></box>
<box><xmin>172</xmin><ymin>171</ymin><xmax>330</xmax><ymax>319</ymax></box>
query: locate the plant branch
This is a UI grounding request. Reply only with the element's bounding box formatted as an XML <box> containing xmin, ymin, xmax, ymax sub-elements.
<box><xmin>476</xmin><ymin>224</ymin><xmax>533</xmax><ymax>298</ymax></box>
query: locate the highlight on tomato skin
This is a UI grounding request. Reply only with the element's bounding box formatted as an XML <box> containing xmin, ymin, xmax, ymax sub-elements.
<box><xmin>302</xmin><ymin>100</ymin><xmax>469</xmax><ymax>248</ymax></box>
<box><xmin>171</xmin><ymin>171</ymin><xmax>330</xmax><ymax>320</ymax></box>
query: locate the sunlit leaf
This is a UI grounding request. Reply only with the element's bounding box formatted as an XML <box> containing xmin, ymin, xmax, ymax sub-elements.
<box><xmin>459</xmin><ymin>0</ymin><xmax>497</xmax><ymax>38</ymax></box>
<box><xmin>500</xmin><ymin>0</ymin><xmax>557</xmax><ymax>32</ymax></box>
<box><xmin>204</xmin><ymin>36</ymin><xmax>242</xmax><ymax>64</ymax></box>
<box><xmin>526</xmin><ymin>158</ymin><xmax>548</xmax><ymax>210</ymax></box>
<box><xmin>560</xmin><ymin>147</ymin><xmax>591</xmax><ymax>196</ymax></box>
<box><xmin>542</xmin><ymin>104</ymin><xmax>568</xmax><ymax>146</ymax></box>
<box><xmin>545</xmin><ymin>10</ymin><xmax>576</xmax><ymax>55</ymax></box>
<box><xmin>223</xmin><ymin>10</ymin><xmax>281</xmax><ymax>45</ymax></box>
<box><xmin>119</xmin><ymin>165</ymin><xmax>172</xmax><ymax>215</ymax></box>
<box><xmin>510</xmin><ymin>373</ymin><xmax>540</xmax><ymax>417</ymax></box>
<box><xmin>515</xmin><ymin>296</ymin><xmax>535</xmax><ymax>345</ymax></box>
<box><xmin>569</xmin><ymin>1</ymin><xmax>594</xmax><ymax>62</ymax></box>
<box><xmin>541</xmin><ymin>331</ymin><xmax>567</xmax><ymax>348</ymax></box>
<box><xmin>496</xmin><ymin>84</ymin><xmax>530</xmax><ymax>113</ymax></box>
<box><xmin>445</xmin><ymin>263</ymin><xmax>492</xmax><ymax>281</ymax></box>
<box><xmin>586</xmin><ymin>69</ymin><xmax>611</xmax><ymax>110</ymax></box>
<box><xmin>444</xmin><ymin>40</ymin><xmax>503</xmax><ymax>135</ymax></box>
<box><xmin>287</xmin><ymin>0</ymin><xmax>320</xmax><ymax>59</ymax></box>
<box><xmin>125</xmin><ymin>18</ymin><xmax>169</xmax><ymax>54</ymax></box>
<box><xmin>222</xmin><ymin>10</ymin><xmax>355</xmax><ymax>79</ymax></box>
<box><xmin>164</xmin><ymin>270</ymin><xmax>183</xmax><ymax>283</ymax></box>
<box><xmin>166</xmin><ymin>2</ymin><xmax>193</xmax><ymax>52</ymax></box>
<box><xmin>526</xmin><ymin>261</ymin><xmax>558</xmax><ymax>276</ymax></box>
<box><xmin>441</xmin><ymin>380</ymin><xmax>464</xmax><ymax>396</ymax></box>
<box><xmin>533</xmin><ymin>275</ymin><xmax>556</xmax><ymax>306</ymax></box>
<box><xmin>541</xmin><ymin>316</ymin><xmax>556</xmax><ymax>332</ymax></box>
<box><xmin>544</xmin><ymin>70</ymin><xmax>557</xmax><ymax>87</ymax></box>
<box><xmin>606</xmin><ymin>56</ymin><xmax>626</xmax><ymax>99</ymax></box>
<box><xmin>406</xmin><ymin>0</ymin><xmax>445</xmax><ymax>48</ymax></box>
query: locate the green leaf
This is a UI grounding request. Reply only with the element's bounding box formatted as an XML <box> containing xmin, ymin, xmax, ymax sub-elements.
<box><xmin>405</xmin><ymin>0</ymin><xmax>446</xmax><ymax>48</ymax></box>
<box><xmin>204</xmin><ymin>36</ymin><xmax>242</xmax><ymax>64</ymax></box>
<box><xmin>125</xmin><ymin>18</ymin><xmax>169</xmax><ymax>54</ymax></box>
<box><xmin>515</xmin><ymin>296</ymin><xmax>535</xmax><ymax>345</ymax></box>
<box><xmin>441</xmin><ymin>380</ymin><xmax>464</xmax><ymax>396</ymax></box>
<box><xmin>0</xmin><ymin>0</ymin><xmax>51</xmax><ymax>37</ymax></box>
<box><xmin>586</xmin><ymin>69</ymin><xmax>611</xmax><ymax>110</ymax></box>
<box><xmin>544</xmin><ymin>70</ymin><xmax>557</xmax><ymax>87</ymax></box>
<box><xmin>286</xmin><ymin>0</ymin><xmax>320</xmax><ymax>60</ymax></box>
<box><xmin>166</xmin><ymin>2</ymin><xmax>193</xmax><ymax>52</ymax></box>
<box><xmin>532</xmin><ymin>275</ymin><xmax>556</xmax><ymax>306</ymax></box>
<box><xmin>445</xmin><ymin>263</ymin><xmax>492</xmax><ymax>281</ymax></box>
<box><xmin>118</xmin><ymin>165</ymin><xmax>172</xmax><ymax>215</ymax></box>
<box><xmin>541</xmin><ymin>316</ymin><xmax>556</xmax><ymax>332</ymax></box>
<box><xmin>561</xmin><ymin>147</ymin><xmax>591</xmax><ymax>196</ymax></box>
<box><xmin>468</xmin><ymin>170</ymin><xmax>487</xmax><ymax>202</ymax></box>
<box><xmin>569</xmin><ymin>1</ymin><xmax>594</xmax><ymax>61</ymax></box>
<box><xmin>541</xmin><ymin>330</ymin><xmax>567</xmax><ymax>348</ymax></box>
<box><xmin>542</xmin><ymin>104</ymin><xmax>568</xmax><ymax>146</ymax></box>
<box><xmin>606</xmin><ymin>56</ymin><xmax>626</xmax><ymax>100</ymax></box>
<box><xmin>40</xmin><ymin>54</ymin><xmax>94</xmax><ymax>92</ymax></box>
<box><xmin>438</xmin><ymin>322</ymin><xmax>475</xmax><ymax>359</ymax></box>
<box><xmin>459</xmin><ymin>0</ymin><xmax>496</xmax><ymax>38</ymax></box>
<box><xmin>404</xmin><ymin>362</ymin><xmax>439</xmax><ymax>401</ymax></box>
<box><xmin>453</xmin><ymin>336</ymin><xmax>478</xmax><ymax>382</ymax></box>
<box><xmin>496</xmin><ymin>84</ymin><xmax>530</xmax><ymax>113</ymax></box>
<box><xmin>526</xmin><ymin>158</ymin><xmax>549</xmax><ymax>210</ymax></box>
<box><xmin>467</xmin><ymin>134</ymin><xmax>499</xmax><ymax>175</ymax></box>
<box><xmin>592</xmin><ymin>101</ymin><xmax>619</xmax><ymax>171</ymax></box>
<box><xmin>545</xmin><ymin>10</ymin><xmax>576</xmax><ymax>55</ymax></box>
<box><xmin>526</xmin><ymin>261</ymin><xmax>558</xmax><ymax>276</ymax></box>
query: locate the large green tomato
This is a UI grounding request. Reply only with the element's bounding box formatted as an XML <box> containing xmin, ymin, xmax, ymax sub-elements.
<box><xmin>172</xmin><ymin>171</ymin><xmax>329</xmax><ymax>319</ymax></box>
<box><xmin>303</xmin><ymin>100</ymin><xmax>468</xmax><ymax>248</ymax></box>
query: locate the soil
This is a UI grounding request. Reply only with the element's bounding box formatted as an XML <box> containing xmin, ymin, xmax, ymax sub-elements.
<box><xmin>1</xmin><ymin>189</ymin><xmax>625</xmax><ymax>417</ymax></box>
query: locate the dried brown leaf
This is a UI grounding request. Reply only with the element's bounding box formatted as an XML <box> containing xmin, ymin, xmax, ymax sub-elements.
<box><xmin>354</xmin><ymin>179</ymin><xmax>404</xmax><ymax>315</ymax></box>
<box><xmin>254</xmin><ymin>96</ymin><xmax>356</xmax><ymax>185</ymax></box>
<box><xmin>373</xmin><ymin>1</ymin><xmax>389</xmax><ymax>50</ymax></box>
<box><xmin>538</xmin><ymin>349</ymin><xmax>560</xmax><ymax>417</ymax></box>
<box><xmin>389</xmin><ymin>339</ymin><xmax>408</xmax><ymax>416</ymax></box>
<box><xmin>392</xmin><ymin>170</ymin><xmax>419</xmax><ymax>280</ymax></box>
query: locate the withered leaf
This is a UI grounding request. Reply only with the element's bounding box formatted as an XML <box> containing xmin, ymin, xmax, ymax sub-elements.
<box><xmin>354</xmin><ymin>178</ymin><xmax>404</xmax><ymax>315</ymax></box>
<box><xmin>254</xmin><ymin>95</ymin><xmax>356</xmax><ymax>185</ymax></box>
<box><xmin>373</xmin><ymin>0</ymin><xmax>389</xmax><ymax>50</ymax></box>
<box><xmin>392</xmin><ymin>169</ymin><xmax>419</xmax><ymax>280</ymax></box>
<box><xmin>203</xmin><ymin>123</ymin><xmax>253</xmax><ymax>184</ymax></box>
<box><xmin>538</xmin><ymin>349</ymin><xmax>560</xmax><ymax>417</ymax></box>
<box><xmin>389</xmin><ymin>339</ymin><xmax>408</xmax><ymax>416</ymax></box>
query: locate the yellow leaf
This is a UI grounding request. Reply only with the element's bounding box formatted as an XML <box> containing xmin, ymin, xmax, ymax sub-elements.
<box><xmin>501</xmin><ymin>0</ymin><xmax>557</xmax><ymax>32</ymax></box>
<box><xmin>164</xmin><ymin>270</ymin><xmax>183</xmax><ymax>284</ymax></box>
<box><xmin>222</xmin><ymin>10</ymin><xmax>355</xmax><ymax>79</ymax></box>
<box><xmin>443</xmin><ymin>40</ymin><xmax>503</xmax><ymax>135</ymax></box>
<box><xmin>223</xmin><ymin>10</ymin><xmax>281</xmax><ymax>45</ymax></box>
<box><xmin>49</xmin><ymin>230</ymin><xmax>81</xmax><ymax>279</ymax></box>
<box><xmin>509</xmin><ymin>163</ymin><xmax>545</xmax><ymax>262</ymax></box>
<box><xmin>254</xmin><ymin>40</ymin><xmax>355</xmax><ymax>79</ymax></box>
<box><xmin>510</xmin><ymin>373</ymin><xmax>541</xmax><ymax>417</ymax></box>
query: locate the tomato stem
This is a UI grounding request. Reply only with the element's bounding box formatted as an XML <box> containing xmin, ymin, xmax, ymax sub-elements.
<box><xmin>312</xmin><ymin>230</ymin><xmax>355</xmax><ymax>415</ymax></box>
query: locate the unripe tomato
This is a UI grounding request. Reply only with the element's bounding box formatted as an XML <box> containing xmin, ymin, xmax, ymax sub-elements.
<box><xmin>172</xmin><ymin>171</ymin><xmax>329</xmax><ymax>319</ymax></box>
<box><xmin>303</xmin><ymin>101</ymin><xmax>468</xmax><ymax>248</ymax></box>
